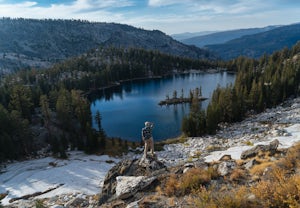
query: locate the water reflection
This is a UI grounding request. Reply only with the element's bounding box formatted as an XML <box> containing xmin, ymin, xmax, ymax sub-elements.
<box><xmin>90</xmin><ymin>72</ymin><xmax>235</xmax><ymax>141</ymax></box>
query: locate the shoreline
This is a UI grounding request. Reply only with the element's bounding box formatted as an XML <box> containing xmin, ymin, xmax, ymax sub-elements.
<box><xmin>1</xmin><ymin>96</ymin><xmax>299</xmax><ymax>206</ymax></box>
<box><xmin>84</xmin><ymin>69</ymin><xmax>231</xmax><ymax>97</ymax></box>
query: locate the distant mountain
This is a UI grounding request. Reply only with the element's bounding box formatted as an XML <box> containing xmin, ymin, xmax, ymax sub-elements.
<box><xmin>206</xmin><ymin>23</ymin><xmax>300</xmax><ymax>60</ymax></box>
<box><xmin>0</xmin><ymin>18</ymin><xmax>213</xmax><ymax>72</ymax></box>
<box><xmin>171</xmin><ymin>31</ymin><xmax>218</xmax><ymax>41</ymax></box>
<box><xmin>180</xmin><ymin>26</ymin><xmax>279</xmax><ymax>47</ymax></box>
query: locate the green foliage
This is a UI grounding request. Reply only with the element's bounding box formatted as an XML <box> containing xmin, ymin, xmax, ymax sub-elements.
<box><xmin>0</xmin><ymin>38</ymin><xmax>299</xmax><ymax>161</ymax></box>
<box><xmin>56</xmin><ymin>88</ymin><xmax>72</xmax><ymax>130</ymax></box>
<box><xmin>8</xmin><ymin>85</ymin><xmax>33</xmax><ymax>121</ymax></box>
<box><xmin>182</xmin><ymin>89</ymin><xmax>206</xmax><ymax>136</ymax></box>
<box><xmin>0</xmin><ymin>104</ymin><xmax>33</xmax><ymax>161</ymax></box>
<box><xmin>205</xmin><ymin>42</ymin><xmax>300</xmax><ymax>135</ymax></box>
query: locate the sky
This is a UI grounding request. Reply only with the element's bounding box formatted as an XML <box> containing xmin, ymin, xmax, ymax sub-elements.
<box><xmin>0</xmin><ymin>0</ymin><xmax>300</xmax><ymax>35</ymax></box>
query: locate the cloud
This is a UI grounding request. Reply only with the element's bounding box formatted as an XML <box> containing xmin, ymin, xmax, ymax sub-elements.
<box><xmin>0</xmin><ymin>0</ymin><xmax>299</xmax><ymax>34</ymax></box>
<box><xmin>0</xmin><ymin>0</ymin><xmax>133</xmax><ymax>21</ymax></box>
<box><xmin>148</xmin><ymin>0</ymin><xmax>184</xmax><ymax>7</ymax></box>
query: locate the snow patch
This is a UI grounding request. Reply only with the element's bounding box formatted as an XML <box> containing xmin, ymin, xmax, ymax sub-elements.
<box><xmin>0</xmin><ymin>152</ymin><xmax>119</xmax><ymax>205</ymax></box>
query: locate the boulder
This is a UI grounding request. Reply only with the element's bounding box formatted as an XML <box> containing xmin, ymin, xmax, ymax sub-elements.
<box><xmin>244</xmin><ymin>158</ymin><xmax>258</xmax><ymax>170</ymax></box>
<box><xmin>240</xmin><ymin>139</ymin><xmax>279</xmax><ymax>160</ymax></box>
<box><xmin>116</xmin><ymin>176</ymin><xmax>156</xmax><ymax>199</ymax></box>
<box><xmin>98</xmin><ymin>155</ymin><xmax>166</xmax><ymax>205</ymax></box>
<box><xmin>217</xmin><ymin>160</ymin><xmax>237</xmax><ymax>176</ymax></box>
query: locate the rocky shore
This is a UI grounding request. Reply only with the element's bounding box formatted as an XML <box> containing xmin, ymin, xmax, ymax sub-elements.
<box><xmin>1</xmin><ymin>97</ymin><xmax>300</xmax><ymax>207</ymax></box>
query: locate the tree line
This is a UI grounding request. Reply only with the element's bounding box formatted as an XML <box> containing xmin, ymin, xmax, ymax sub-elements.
<box><xmin>2</xmin><ymin>41</ymin><xmax>298</xmax><ymax>162</ymax></box>
<box><xmin>0</xmin><ymin>46</ymin><xmax>215</xmax><ymax>162</ymax></box>
<box><xmin>182</xmin><ymin>42</ymin><xmax>300</xmax><ymax>136</ymax></box>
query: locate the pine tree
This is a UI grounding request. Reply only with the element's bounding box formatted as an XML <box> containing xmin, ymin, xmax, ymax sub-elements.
<box><xmin>56</xmin><ymin>88</ymin><xmax>72</xmax><ymax>130</ymax></box>
<box><xmin>8</xmin><ymin>85</ymin><xmax>33</xmax><ymax>121</ymax></box>
<box><xmin>40</xmin><ymin>95</ymin><xmax>51</xmax><ymax>136</ymax></box>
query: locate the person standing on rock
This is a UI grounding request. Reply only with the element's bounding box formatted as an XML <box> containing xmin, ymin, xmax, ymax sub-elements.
<box><xmin>142</xmin><ymin>121</ymin><xmax>155</xmax><ymax>157</ymax></box>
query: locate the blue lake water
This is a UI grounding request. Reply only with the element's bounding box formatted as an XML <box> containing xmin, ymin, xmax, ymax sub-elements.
<box><xmin>90</xmin><ymin>72</ymin><xmax>235</xmax><ymax>141</ymax></box>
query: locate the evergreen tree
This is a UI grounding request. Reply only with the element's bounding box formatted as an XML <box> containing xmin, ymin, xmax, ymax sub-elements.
<box><xmin>71</xmin><ymin>90</ymin><xmax>91</xmax><ymax>133</ymax></box>
<box><xmin>56</xmin><ymin>88</ymin><xmax>72</xmax><ymax>130</ymax></box>
<box><xmin>8</xmin><ymin>85</ymin><xmax>33</xmax><ymax>121</ymax></box>
<box><xmin>40</xmin><ymin>95</ymin><xmax>51</xmax><ymax>136</ymax></box>
<box><xmin>182</xmin><ymin>89</ymin><xmax>206</xmax><ymax>136</ymax></box>
<box><xmin>173</xmin><ymin>90</ymin><xmax>177</xmax><ymax>99</ymax></box>
<box><xmin>95</xmin><ymin>110</ymin><xmax>104</xmax><ymax>135</ymax></box>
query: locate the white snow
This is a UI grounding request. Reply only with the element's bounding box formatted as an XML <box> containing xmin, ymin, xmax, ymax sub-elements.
<box><xmin>0</xmin><ymin>152</ymin><xmax>119</xmax><ymax>205</ymax></box>
<box><xmin>1</xmin><ymin>97</ymin><xmax>300</xmax><ymax>206</ymax></box>
<box><xmin>204</xmin><ymin>124</ymin><xmax>300</xmax><ymax>162</ymax></box>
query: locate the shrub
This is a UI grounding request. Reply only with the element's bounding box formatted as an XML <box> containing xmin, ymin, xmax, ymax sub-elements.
<box><xmin>251</xmin><ymin>167</ymin><xmax>300</xmax><ymax>207</ymax></box>
<box><xmin>229</xmin><ymin>168</ymin><xmax>247</xmax><ymax>182</ymax></box>
<box><xmin>207</xmin><ymin>166</ymin><xmax>220</xmax><ymax>179</ymax></box>
<box><xmin>249</xmin><ymin>161</ymin><xmax>274</xmax><ymax>177</ymax></box>
<box><xmin>278</xmin><ymin>142</ymin><xmax>300</xmax><ymax>169</ymax></box>
<box><xmin>179</xmin><ymin>168</ymin><xmax>212</xmax><ymax>194</ymax></box>
<box><xmin>164</xmin><ymin>174</ymin><xmax>180</xmax><ymax>196</ymax></box>
<box><xmin>194</xmin><ymin>185</ymin><xmax>256</xmax><ymax>208</ymax></box>
<box><xmin>164</xmin><ymin>168</ymin><xmax>215</xmax><ymax>197</ymax></box>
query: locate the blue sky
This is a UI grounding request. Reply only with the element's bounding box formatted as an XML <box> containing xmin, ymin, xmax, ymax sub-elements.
<box><xmin>1</xmin><ymin>0</ymin><xmax>300</xmax><ymax>34</ymax></box>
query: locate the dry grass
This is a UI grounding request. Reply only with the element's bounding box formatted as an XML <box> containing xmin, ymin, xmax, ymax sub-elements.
<box><xmin>229</xmin><ymin>168</ymin><xmax>247</xmax><ymax>182</ymax></box>
<box><xmin>206</xmin><ymin>145</ymin><xmax>222</xmax><ymax>152</ymax></box>
<box><xmin>164</xmin><ymin>174</ymin><xmax>180</xmax><ymax>197</ymax></box>
<box><xmin>163</xmin><ymin>168</ymin><xmax>216</xmax><ymax>197</ymax></box>
<box><xmin>244</xmin><ymin>141</ymin><xmax>254</xmax><ymax>146</ymax></box>
<box><xmin>168</xmin><ymin>197</ymin><xmax>176</xmax><ymax>207</ymax></box>
<box><xmin>155</xmin><ymin>186</ymin><xmax>163</xmax><ymax>196</ymax></box>
<box><xmin>161</xmin><ymin>142</ymin><xmax>300</xmax><ymax>207</ymax></box>
<box><xmin>192</xmin><ymin>150</ymin><xmax>202</xmax><ymax>158</ymax></box>
<box><xmin>251</xmin><ymin>167</ymin><xmax>300</xmax><ymax>207</ymax></box>
<box><xmin>194</xmin><ymin>185</ymin><xmax>256</xmax><ymax>208</ymax></box>
<box><xmin>155</xmin><ymin>135</ymin><xmax>188</xmax><ymax>151</ymax></box>
<box><xmin>180</xmin><ymin>168</ymin><xmax>212</xmax><ymax>194</ymax></box>
<box><xmin>277</xmin><ymin>142</ymin><xmax>300</xmax><ymax>169</ymax></box>
<box><xmin>249</xmin><ymin>161</ymin><xmax>274</xmax><ymax>177</ymax></box>
<box><xmin>235</xmin><ymin>159</ymin><xmax>246</xmax><ymax>166</ymax></box>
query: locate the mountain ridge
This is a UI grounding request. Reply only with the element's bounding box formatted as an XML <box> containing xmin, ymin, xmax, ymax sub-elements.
<box><xmin>179</xmin><ymin>25</ymin><xmax>280</xmax><ymax>47</ymax></box>
<box><xmin>0</xmin><ymin>18</ymin><xmax>213</xmax><ymax>72</ymax></box>
<box><xmin>206</xmin><ymin>23</ymin><xmax>300</xmax><ymax>59</ymax></box>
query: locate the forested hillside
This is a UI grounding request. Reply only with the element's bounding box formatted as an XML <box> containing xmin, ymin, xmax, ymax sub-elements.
<box><xmin>180</xmin><ymin>26</ymin><xmax>278</xmax><ymax>47</ymax></box>
<box><xmin>206</xmin><ymin>23</ymin><xmax>300</xmax><ymax>60</ymax></box>
<box><xmin>182</xmin><ymin>42</ymin><xmax>300</xmax><ymax>136</ymax></box>
<box><xmin>1</xmin><ymin>36</ymin><xmax>299</xmax><ymax>163</ymax></box>
<box><xmin>0</xmin><ymin>47</ymin><xmax>215</xmax><ymax>162</ymax></box>
<box><xmin>0</xmin><ymin>18</ymin><xmax>213</xmax><ymax>72</ymax></box>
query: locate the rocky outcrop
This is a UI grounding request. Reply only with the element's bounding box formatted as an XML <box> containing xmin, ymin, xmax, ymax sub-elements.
<box><xmin>98</xmin><ymin>155</ymin><xmax>166</xmax><ymax>205</ymax></box>
<box><xmin>240</xmin><ymin>139</ymin><xmax>279</xmax><ymax>159</ymax></box>
<box><xmin>115</xmin><ymin>176</ymin><xmax>156</xmax><ymax>199</ymax></box>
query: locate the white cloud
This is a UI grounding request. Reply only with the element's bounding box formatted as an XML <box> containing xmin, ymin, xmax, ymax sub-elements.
<box><xmin>0</xmin><ymin>0</ymin><xmax>299</xmax><ymax>34</ymax></box>
<box><xmin>0</xmin><ymin>0</ymin><xmax>132</xmax><ymax>21</ymax></box>
<box><xmin>148</xmin><ymin>0</ymin><xmax>189</xmax><ymax>7</ymax></box>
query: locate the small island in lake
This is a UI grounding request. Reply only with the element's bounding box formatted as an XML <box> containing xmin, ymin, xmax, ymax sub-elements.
<box><xmin>158</xmin><ymin>97</ymin><xmax>207</xmax><ymax>105</ymax></box>
<box><xmin>159</xmin><ymin>87</ymin><xmax>207</xmax><ymax>105</ymax></box>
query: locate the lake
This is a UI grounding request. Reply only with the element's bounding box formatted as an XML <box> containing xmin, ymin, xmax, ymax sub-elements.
<box><xmin>90</xmin><ymin>71</ymin><xmax>235</xmax><ymax>141</ymax></box>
